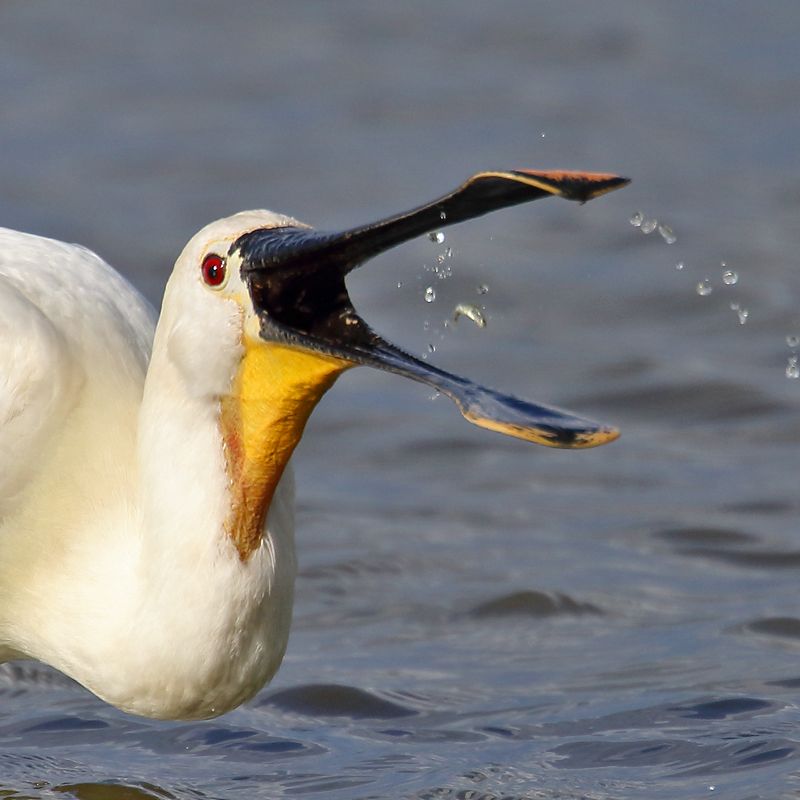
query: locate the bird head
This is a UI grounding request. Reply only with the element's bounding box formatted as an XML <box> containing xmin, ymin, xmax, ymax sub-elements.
<box><xmin>158</xmin><ymin>169</ymin><xmax>628</xmax><ymax>558</ymax></box>
<box><xmin>165</xmin><ymin>168</ymin><xmax>628</xmax><ymax>449</ymax></box>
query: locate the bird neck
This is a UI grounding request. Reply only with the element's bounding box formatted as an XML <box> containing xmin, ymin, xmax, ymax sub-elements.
<box><xmin>111</xmin><ymin>334</ymin><xmax>351</xmax><ymax>717</ymax></box>
<box><xmin>219</xmin><ymin>340</ymin><xmax>350</xmax><ymax>560</ymax></box>
<box><xmin>137</xmin><ymin>325</ymin><xmax>351</xmax><ymax>562</ymax></box>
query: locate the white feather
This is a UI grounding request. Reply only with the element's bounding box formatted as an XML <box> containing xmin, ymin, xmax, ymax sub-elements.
<box><xmin>0</xmin><ymin>214</ymin><xmax>301</xmax><ymax>719</ymax></box>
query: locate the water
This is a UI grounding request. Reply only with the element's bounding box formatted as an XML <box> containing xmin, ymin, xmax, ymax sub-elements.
<box><xmin>2</xmin><ymin>1</ymin><xmax>800</xmax><ymax>798</ymax></box>
<box><xmin>452</xmin><ymin>303</ymin><xmax>487</xmax><ymax>329</ymax></box>
<box><xmin>640</xmin><ymin>218</ymin><xmax>658</xmax><ymax>234</ymax></box>
<box><xmin>723</xmin><ymin>270</ymin><xmax>739</xmax><ymax>285</ymax></box>
<box><xmin>696</xmin><ymin>279</ymin><xmax>714</xmax><ymax>296</ymax></box>
<box><xmin>658</xmin><ymin>224</ymin><xmax>677</xmax><ymax>244</ymax></box>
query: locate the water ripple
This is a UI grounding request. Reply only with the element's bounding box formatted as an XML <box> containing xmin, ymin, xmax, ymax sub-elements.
<box><xmin>552</xmin><ymin>736</ymin><xmax>798</xmax><ymax>776</ymax></box>
<box><xmin>469</xmin><ymin>590</ymin><xmax>603</xmax><ymax>619</ymax></box>
<box><xmin>258</xmin><ymin>684</ymin><xmax>417</xmax><ymax>719</ymax></box>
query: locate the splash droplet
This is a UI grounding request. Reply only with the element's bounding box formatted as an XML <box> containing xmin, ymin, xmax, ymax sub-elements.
<box><xmin>729</xmin><ymin>301</ymin><xmax>740</xmax><ymax>311</ymax></box>
<box><xmin>696</xmin><ymin>279</ymin><xmax>713</xmax><ymax>296</ymax></box>
<box><xmin>428</xmin><ymin>231</ymin><xmax>445</xmax><ymax>244</ymax></box>
<box><xmin>737</xmin><ymin>307</ymin><xmax>749</xmax><ymax>325</ymax></box>
<box><xmin>434</xmin><ymin>263</ymin><xmax>452</xmax><ymax>279</ymax></box>
<box><xmin>629</xmin><ymin>211</ymin><xmax>644</xmax><ymax>227</ymax></box>
<box><xmin>641</xmin><ymin>218</ymin><xmax>658</xmax><ymax>234</ymax></box>
<box><xmin>427</xmin><ymin>343</ymin><xmax>436</xmax><ymax>354</ymax></box>
<box><xmin>722</xmin><ymin>270</ymin><xmax>738</xmax><ymax>285</ymax></box>
<box><xmin>452</xmin><ymin>303</ymin><xmax>487</xmax><ymax>329</ymax></box>
<box><xmin>786</xmin><ymin>356</ymin><xmax>800</xmax><ymax>379</ymax></box>
<box><xmin>396</xmin><ymin>281</ymin><xmax>403</xmax><ymax>288</ymax></box>
<box><xmin>439</xmin><ymin>210</ymin><xmax>447</xmax><ymax>221</ymax></box>
<box><xmin>477</xmin><ymin>283</ymin><xmax>489</xmax><ymax>295</ymax></box>
<box><xmin>786</xmin><ymin>334</ymin><xmax>799</xmax><ymax>348</ymax></box>
<box><xmin>424</xmin><ymin>286</ymin><xmax>436</xmax><ymax>303</ymax></box>
<box><xmin>658</xmin><ymin>224</ymin><xmax>677</xmax><ymax>244</ymax></box>
<box><xmin>675</xmin><ymin>261</ymin><xmax>685</xmax><ymax>271</ymax></box>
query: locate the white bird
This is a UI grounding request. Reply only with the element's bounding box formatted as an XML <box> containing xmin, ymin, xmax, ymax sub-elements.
<box><xmin>0</xmin><ymin>169</ymin><xmax>627</xmax><ymax>719</ymax></box>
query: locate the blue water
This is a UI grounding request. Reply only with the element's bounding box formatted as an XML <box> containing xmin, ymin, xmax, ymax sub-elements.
<box><xmin>1</xmin><ymin>2</ymin><xmax>800</xmax><ymax>797</ymax></box>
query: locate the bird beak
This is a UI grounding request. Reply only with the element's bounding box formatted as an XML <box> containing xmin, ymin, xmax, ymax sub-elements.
<box><xmin>233</xmin><ymin>169</ymin><xmax>629</xmax><ymax>449</ymax></box>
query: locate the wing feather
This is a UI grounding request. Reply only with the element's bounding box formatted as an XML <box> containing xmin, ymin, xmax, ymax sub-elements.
<box><xmin>0</xmin><ymin>228</ymin><xmax>156</xmax><ymax>515</ymax></box>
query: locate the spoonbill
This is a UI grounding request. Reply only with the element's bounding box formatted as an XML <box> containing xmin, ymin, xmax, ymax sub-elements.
<box><xmin>0</xmin><ymin>169</ymin><xmax>627</xmax><ymax>719</ymax></box>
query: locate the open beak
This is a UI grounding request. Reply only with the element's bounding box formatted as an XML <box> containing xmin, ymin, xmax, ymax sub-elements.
<box><xmin>232</xmin><ymin>169</ymin><xmax>629</xmax><ymax>449</ymax></box>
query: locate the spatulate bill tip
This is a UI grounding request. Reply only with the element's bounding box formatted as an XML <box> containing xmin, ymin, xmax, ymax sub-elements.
<box><xmin>574</xmin><ymin>425</ymin><xmax>621</xmax><ymax>449</ymax></box>
<box><xmin>506</xmin><ymin>169</ymin><xmax>631</xmax><ymax>203</ymax></box>
<box><xmin>462</xmin><ymin>409</ymin><xmax>620</xmax><ymax>449</ymax></box>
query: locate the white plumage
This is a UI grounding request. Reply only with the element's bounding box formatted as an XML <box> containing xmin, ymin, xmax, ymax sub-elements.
<box><xmin>0</xmin><ymin>216</ymin><xmax>298</xmax><ymax>719</ymax></box>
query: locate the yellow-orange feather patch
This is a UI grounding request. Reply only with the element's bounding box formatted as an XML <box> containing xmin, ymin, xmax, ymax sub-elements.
<box><xmin>220</xmin><ymin>341</ymin><xmax>351</xmax><ymax>560</ymax></box>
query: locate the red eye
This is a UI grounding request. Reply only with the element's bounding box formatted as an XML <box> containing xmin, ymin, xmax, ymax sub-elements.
<box><xmin>201</xmin><ymin>253</ymin><xmax>226</xmax><ymax>287</ymax></box>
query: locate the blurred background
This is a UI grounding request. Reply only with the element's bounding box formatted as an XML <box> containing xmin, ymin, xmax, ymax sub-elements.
<box><xmin>1</xmin><ymin>2</ymin><xmax>799</xmax><ymax>798</ymax></box>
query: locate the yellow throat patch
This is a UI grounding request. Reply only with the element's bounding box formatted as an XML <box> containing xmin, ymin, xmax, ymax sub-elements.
<box><xmin>220</xmin><ymin>340</ymin><xmax>351</xmax><ymax>560</ymax></box>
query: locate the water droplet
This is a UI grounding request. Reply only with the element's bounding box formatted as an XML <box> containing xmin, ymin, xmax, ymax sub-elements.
<box><xmin>396</xmin><ymin>281</ymin><xmax>403</xmax><ymax>288</ymax></box>
<box><xmin>439</xmin><ymin>210</ymin><xmax>447</xmax><ymax>221</ymax></box>
<box><xmin>658</xmin><ymin>224</ymin><xmax>677</xmax><ymax>244</ymax></box>
<box><xmin>477</xmin><ymin>283</ymin><xmax>489</xmax><ymax>295</ymax></box>
<box><xmin>423</xmin><ymin>320</ymin><xmax>431</xmax><ymax>331</ymax></box>
<box><xmin>737</xmin><ymin>307</ymin><xmax>749</xmax><ymax>325</ymax></box>
<box><xmin>729</xmin><ymin>301</ymin><xmax>740</xmax><ymax>311</ymax></box>
<box><xmin>424</xmin><ymin>286</ymin><xmax>436</xmax><ymax>303</ymax></box>
<box><xmin>540</xmin><ymin>131</ymin><xmax>546</xmax><ymax>138</ymax></box>
<box><xmin>436</xmin><ymin>253</ymin><xmax>446</xmax><ymax>265</ymax></box>
<box><xmin>429</xmin><ymin>390</ymin><xmax>441</xmax><ymax>401</ymax></box>
<box><xmin>641</xmin><ymin>218</ymin><xmax>658</xmax><ymax>234</ymax></box>
<box><xmin>722</xmin><ymin>270</ymin><xmax>738</xmax><ymax>285</ymax></box>
<box><xmin>675</xmin><ymin>261</ymin><xmax>685</xmax><ymax>271</ymax></box>
<box><xmin>786</xmin><ymin>355</ymin><xmax>800</xmax><ymax>379</ymax></box>
<box><xmin>427</xmin><ymin>343</ymin><xmax>436</xmax><ymax>353</ymax></box>
<box><xmin>629</xmin><ymin>211</ymin><xmax>644</xmax><ymax>227</ymax></box>
<box><xmin>428</xmin><ymin>231</ymin><xmax>445</xmax><ymax>244</ymax></box>
<box><xmin>696</xmin><ymin>279</ymin><xmax>713</xmax><ymax>296</ymax></box>
<box><xmin>786</xmin><ymin>334</ymin><xmax>800</xmax><ymax>348</ymax></box>
<box><xmin>452</xmin><ymin>303</ymin><xmax>487</xmax><ymax>328</ymax></box>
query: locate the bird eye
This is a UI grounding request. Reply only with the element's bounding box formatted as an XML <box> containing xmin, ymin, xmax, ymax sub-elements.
<box><xmin>201</xmin><ymin>253</ymin><xmax>227</xmax><ymax>288</ymax></box>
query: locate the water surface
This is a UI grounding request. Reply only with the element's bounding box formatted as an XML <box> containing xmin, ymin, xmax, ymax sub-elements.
<box><xmin>1</xmin><ymin>2</ymin><xmax>799</xmax><ymax>798</ymax></box>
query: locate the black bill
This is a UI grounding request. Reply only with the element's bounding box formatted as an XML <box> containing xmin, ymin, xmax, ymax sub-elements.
<box><xmin>234</xmin><ymin>169</ymin><xmax>629</xmax><ymax>448</ymax></box>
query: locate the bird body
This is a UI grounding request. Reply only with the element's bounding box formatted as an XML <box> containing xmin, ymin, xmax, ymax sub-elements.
<box><xmin>0</xmin><ymin>170</ymin><xmax>627</xmax><ymax>719</ymax></box>
<box><xmin>0</xmin><ymin>221</ymin><xmax>298</xmax><ymax>718</ymax></box>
